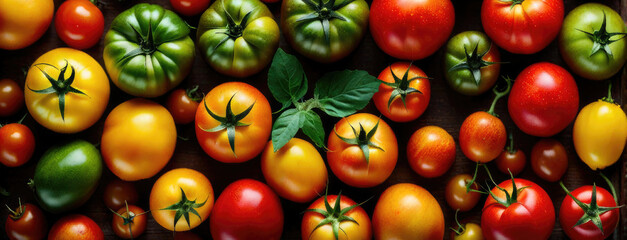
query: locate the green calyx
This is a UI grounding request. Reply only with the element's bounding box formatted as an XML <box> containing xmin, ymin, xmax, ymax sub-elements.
<box><xmin>119</xmin><ymin>24</ymin><xmax>157</xmax><ymax>65</ymax></box>
<box><xmin>28</xmin><ymin>60</ymin><xmax>88</xmax><ymax>121</ymax></box>
<box><xmin>448</xmin><ymin>44</ymin><xmax>497</xmax><ymax>85</ymax></box>
<box><xmin>109</xmin><ymin>201</ymin><xmax>149</xmax><ymax>240</ymax></box>
<box><xmin>601</xmin><ymin>83</ymin><xmax>615</xmax><ymax>104</ymax></box>
<box><xmin>486</xmin><ymin>76</ymin><xmax>512</xmax><ymax>117</ymax></box>
<box><xmin>380</xmin><ymin>64</ymin><xmax>425</xmax><ymax>110</ymax></box>
<box><xmin>160</xmin><ymin>187</ymin><xmax>208</xmax><ymax>231</ymax></box>
<box><xmin>296</xmin><ymin>0</ymin><xmax>352</xmax><ymax>42</ymax></box>
<box><xmin>214</xmin><ymin>9</ymin><xmax>253</xmax><ymax>51</ymax></box>
<box><xmin>487</xmin><ymin>170</ymin><xmax>529</xmax><ymax>208</ymax></box>
<box><xmin>502</xmin><ymin>0</ymin><xmax>524</xmax><ymax>9</ymax></box>
<box><xmin>333</xmin><ymin>119</ymin><xmax>384</xmax><ymax>164</ymax></box>
<box><xmin>305</xmin><ymin>190</ymin><xmax>368</xmax><ymax>240</ymax></box>
<box><xmin>559</xmin><ymin>181</ymin><xmax>622</xmax><ymax>234</ymax></box>
<box><xmin>5</xmin><ymin>198</ymin><xmax>25</xmax><ymax>221</ymax></box>
<box><xmin>577</xmin><ymin>12</ymin><xmax>627</xmax><ymax>58</ymax></box>
<box><xmin>186</xmin><ymin>85</ymin><xmax>203</xmax><ymax>102</ymax></box>
<box><xmin>199</xmin><ymin>94</ymin><xmax>254</xmax><ymax>157</ymax></box>
<box><xmin>449</xmin><ymin>209</ymin><xmax>466</xmax><ymax>236</ymax></box>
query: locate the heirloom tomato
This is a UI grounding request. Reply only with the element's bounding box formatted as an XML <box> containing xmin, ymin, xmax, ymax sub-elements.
<box><xmin>0</xmin><ymin>0</ymin><xmax>53</xmax><ymax>50</ymax></box>
<box><xmin>25</xmin><ymin>48</ymin><xmax>110</xmax><ymax>134</ymax></box>
<box><xmin>54</xmin><ymin>0</ymin><xmax>104</xmax><ymax>49</ymax></box>
<box><xmin>0</xmin><ymin>122</ymin><xmax>35</xmax><ymax>167</ymax></box>
<box><xmin>5</xmin><ymin>200</ymin><xmax>47</xmax><ymax>240</ymax></box>
<box><xmin>102</xmin><ymin>99</ymin><xmax>176</xmax><ymax>181</ymax></box>
<box><xmin>281</xmin><ymin>0</ymin><xmax>369</xmax><ymax>63</ymax></box>
<box><xmin>531</xmin><ymin>139</ymin><xmax>568</xmax><ymax>182</ymax></box>
<box><xmin>369</xmin><ymin>0</ymin><xmax>454</xmax><ymax>60</ymax></box>
<box><xmin>170</xmin><ymin>0</ymin><xmax>211</xmax><ymax>16</ymax></box>
<box><xmin>103</xmin><ymin>179</ymin><xmax>139</xmax><ymax>211</ymax></box>
<box><xmin>407</xmin><ymin>126</ymin><xmax>455</xmax><ymax>178</ymax></box>
<box><xmin>0</xmin><ymin>79</ymin><xmax>23</xmax><ymax>117</ymax></box>
<box><xmin>372</xmin><ymin>62</ymin><xmax>430</xmax><ymax>122</ymax></box>
<box><xmin>450</xmin><ymin>210</ymin><xmax>484</xmax><ymax>240</ymax></box>
<box><xmin>112</xmin><ymin>204</ymin><xmax>148</xmax><ymax>239</ymax></box>
<box><xmin>196</xmin><ymin>82</ymin><xmax>272</xmax><ymax>163</ymax></box>
<box><xmin>327</xmin><ymin>113</ymin><xmax>397</xmax><ymax>188</ymax></box>
<box><xmin>481</xmin><ymin>0</ymin><xmax>564</xmax><ymax>54</ymax></box>
<box><xmin>495</xmin><ymin>133</ymin><xmax>526</xmax><ymax>176</ymax></box>
<box><xmin>150</xmin><ymin>168</ymin><xmax>214</xmax><ymax>231</ymax></box>
<box><xmin>166</xmin><ymin>86</ymin><xmax>201</xmax><ymax>124</ymax></box>
<box><xmin>559</xmin><ymin>182</ymin><xmax>620</xmax><ymax>240</ymax></box>
<box><xmin>445</xmin><ymin>174</ymin><xmax>481</xmax><ymax>212</ymax></box>
<box><xmin>48</xmin><ymin>215</ymin><xmax>103</xmax><ymax>240</ymax></box>
<box><xmin>302</xmin><ymin>193</ymin><xmax>371</xmax><ymax>240</ymax></box>
<box><xmin>104</xmin><ymin>3</ymin><xmax>195</xmax><ymax>97</ymax></box>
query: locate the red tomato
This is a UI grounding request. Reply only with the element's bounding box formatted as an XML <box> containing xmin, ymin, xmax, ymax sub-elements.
<box><xmin>54</xmin><ymin>0</ymin><xmax>104</xmax><ymax>49</ymax></box>
<box><xmin>481</xmin><ymin>0</ymin><xmax>564</xmax><ymax>54</ymax></box>
<box><xmin>166</xmin><ymin>86</ymin><xmax>201</xmax><ymax>124</ymax></box>
<box><xmin>495</xmin><ymin>133</ymin><xmax>526</xmax><ymax>175</ymax></box>
<box><xmin>0</xmin><ymin>123</ymin><xmax>35</xmax><ymax>167</ymax></box>
<box><xmin>210</xmin><ymin>179</ymin><xmax>284</xmax><ymax>240</ymax></box>
<box><xmin>0</xmin><ymin>79</ymin><xmax>23</xmax><ymax>117</ymax></box>
<box><xmin>112</xmin><ymin>204</ymin><xmax>147</xmax><ymax>239</ymax></box>
<box><xmin>445</xmin><ymin>174</ymin><xmax>481</xmax><ymax>212</ymax></box>
<box><xmin>531</xmin><ymin>139</ymin><xmax>568</xmax><ymax>182</ymax></box>
<box><xmin>170</xmin><ymin>0</ymin><xmax>211</xmax><ymax>16</ymax></box>
<box><xmin>102</xmin><ymin>179</ymin><xmax>139</xmax><ymax>211</ymax></box>
<box><xmin>372</xmin><ymin>62</ymin><xmax>431</xmax><ymax>122</ymax></box>
<box><xmin>559</xmin><ymin>183</ymin><xmax>620</xmax><ymax>240</ymax></box>
<box><xmin>508</xmin><ymin>62</ymin><xmax>579</xmax><ymax>137</ymax></box>
<box><xmin>369</xmin><ymin>0</ymin><xmax>454</xmax><ymax>60</ymax></box>
<box><xmin>407</xmin><ymin>126</ymin><xmax>455</xmax><ymax>178</ymax></box>
<box><xmin>482</xmin><ymin>178</ymin><xmax>555</xmax><ymax>240</ymax></box>
<box><xmin>302</xmin><ymin>194</ymin><xmax>372</xmax><ymax>240</ymax></box>
<box><xmin>48</xmin><ymin>214</ymin><xmax>104</xmax><ymax>240</ymax></box>
<box><xmin>5</xmin><ymin>201</ymin><xmax>47</xmax><ymax>240</ymax></box>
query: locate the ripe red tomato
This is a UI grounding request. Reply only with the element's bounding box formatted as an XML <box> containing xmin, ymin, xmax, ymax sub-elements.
<box><xmin>531</xmin><ymin>139</ymin><xmax>568</xmax><ymax>182</ymax></box>
<box><xmin>407</xmin><ymin>126</ymin><xmax>455</xmax><ymax>178</ymax></box>
<box><xmin>210</xmin><ymin>179</ymin><xmax>284</xmax><ymax>240</ymax></box>
<box><xmin>369</xmin><ymin>0</ymin><xmax>454</xmax><ymax>60</ymax></box>
<box><xmin>0</xmin><ymin>79</ymin><xmax>23</xmax><ymax>117</ymax></box>
<box><xmin>54</xmin><ymin>0</ymin><xmax>104</xmax><ymax>49</ymax></box>
<box><xmin>445</xmin><ymin>174</ymin><xmax>481</xmax><ymax>212</ymax></box>
<box><xmin>112</xmin><ymin>204</ymin><xmax>147</xmax><ymax>239</ymax></box>
<box><xmin>170</xmin><ymin>0</ymin><xmax>211</xmax><ymax>16</ymax></box>
<box><xmin>481</xmin><ymin>0</ymin><xmax>564</xmax><ymax>54</ymax></box>
<box><xmin>495</xmin><ymin>133</ymin><xmax>526</xmax><ymax>175</ymax></box>
<box><xmin>102</xmin><ymin>179</ymin><xmax>139</xmax><ymax>211</ymax></box>
<box><xmin>508</xmin><ymin>62</ymin><xmax>579</xmax><ymax>137</ymax></box>
<box><xmin>166</xmin><ymin>86</ymin><xmax>201</xmax><ymax>124</ymax></box>
<box><xmin>0</xmin><ymin>123</ymin><xmax>35</xmax><ymax>167</ymax></box>
<box><xmin>302</xmin><ymin>194</ymin><xmax>372</xmax><ymax>240</ymax></box>
<box><xmin>48</xmin><ymin>214</ymin><xmax>104</xmax><ymax>240</ymax></box>
<box><xmin>559</xmin><ymin>183</ymin><xmax>620</xmax><ymax>240</ymax></box>
<box><xmin>372</xmin><ymin>62</ymin><xmax>431</xmax><ymax>122</ymax></box>
<box><xmin>5</xmin><ymin>201</ymin><xmax>47</xmax><ymax>240</ymax></box>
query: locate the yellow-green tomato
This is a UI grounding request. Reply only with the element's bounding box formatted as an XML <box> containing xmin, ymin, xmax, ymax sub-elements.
<box><xmin>450</xmin><ymin>223</ymin><xmax>484</xmax><ymax>240</ymax></box>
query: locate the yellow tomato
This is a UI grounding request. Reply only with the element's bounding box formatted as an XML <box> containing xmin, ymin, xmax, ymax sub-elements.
<box><xmin>0</xmin><ymin>0</ymin><xmax>53</xmax><ymax>50</ymax></box>
<box><xmin>101</xmin><ymin>99</ymin><xmax>176</xmax><ymax>181</ymax></box>
<box><xmin>25</xmin><ymin>48</ymin><xmax>109</xmax><ymax>133</ymax></box>
<box><xmin>150</xmin><ymin>168</ymin><xmax>214</xmax><ymax>231</ymax></box>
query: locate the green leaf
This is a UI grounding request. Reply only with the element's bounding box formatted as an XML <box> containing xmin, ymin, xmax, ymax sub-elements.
<box><xmin>314</xmin><ymin>70</ymin><xmax>380</xmax><ymax>117</ymax></box>
<box><xmin>268</xmin><ymin>49</ymin><xmax>308</xmax><ymax>112</ymax></box>
<box><xmin>301</xmin><ymin>110</ymin><xmax>325</xmax><ymax>148</ymax></box>
<box><xmin>271</xmin><ymin>109</ymin><xmax>304</xmax><ymax>152</ymax></box>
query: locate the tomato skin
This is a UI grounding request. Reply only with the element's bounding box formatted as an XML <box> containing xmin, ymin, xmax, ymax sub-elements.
<box><xmin>459</xmin><ymin>112</ymin><xmax>506</xmax><ymax>163</ymax></box>
<box><xmin>5</xmin><ymin>203</ymin><xmax>47</xmax><ymax>240</ymax></box>
<box><xmin>559</xmin><ymin>185</ymin><xmax>619</xmax><ymax>240</ymax></box>
<box><xmin>112</xmin><ymin>205</ymin><xmax>147</xmax><ymax>239</ymax></box>
<box><xmin>102</xmin><ymin>179</ymin><xmax>139</xmax><ymax>211</ymax></box>
<box><xmin>0</xmin><ymin>79</ymin><xmax>24</xmax><ymax>117</ymax></box>
<box><xmin>170</xmin><ymin>0</ymin><xmax>211</xmax><ymax>16</ymax></box>
<box><xmin>167</xmin><ymin>88</ymin><xmax>200</xmax><ymax>125</ymax></box>
<box><xmin>54</xmin><ymin>0</ymin><xmax>104</xmax><ymax>49</ymax></box>
<box><xmin>0</xmin><ymin>0</ymin><xmax>53</xmax><ymax>50</ymax></box>
<box><xmin>210</xmin><ymin>179</ymin><xmax>284</xmax><ymax>240</ymax></box>
<box><xmin>373</xmin><ymin>62</ymin><xmax>431</xmax><ymax>122</ymax></box>
<box><xmin>530</xmin><ymin>139</ymin><xmax>568</xmax><ymax>182</ymax></box>
<box><xmin>48</xmin><ymin>214</ymin><xmax>104</xmax><ymax>240</ymax></box>
<box><xmin>508</xmin><ymin>62</ymin><xmax>579</xmax><ymax>137</ymax></box>
<box><xmin>495</xmin><ymin>150</ymin><xmax>526</xmax><ymax>176</ymax></box>
<box><xmin>302</xmin><ymin>194</ymin><xmax>372</xmax><ymax>240</ymax></box>
<box><xmin>445</xmin><ymin>174</ymin><xmax>481</xmax><ymax>212</ymax></box>
<box><xmin>451</xmin><ymin>222</ymin><xmax>484</xmax><ymax>240</ymax></box>
<box><xmin>261</xmin><ymin>138</ymin><xmax>328</xmax><ymax>203</ymax></box>
<box><xmin>373</xmin><ymin>183</ymin><xmax>444</xmax><ymax>240</ymax></box>
<box><xmin>0</xmin><ymin>123</ymin><xmax>35</xmax><ymax>167</ymax></box>
<box><xmin>407</xmin><ymin>126</ymin><xmax>455</xmax><ymax>178</ymax></box>
<box><xmin>481</xmin><ymin>0</ymin><xmax>564</xmax><ymax>54</ymax></box>
<box><xmin>369</xmin><ymin>0</ymin><xmax>454</xmax><ymax>60</ymax></box>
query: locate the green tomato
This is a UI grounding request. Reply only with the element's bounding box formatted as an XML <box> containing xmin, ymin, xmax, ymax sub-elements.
<box><xmin>103</xmin><ymin>3</ymin><xmax>195</xmax><ymax>98</ymax></box>
<box><xmin>31</xmin><ymin>140</ymin><xmax>103</xmax><ymax>213</ymax></box>
<box><xmin>559</xmin><ymin>3</ymin><xmax>626</xmax><ymax>81</ymax></box>
<box><xmin>281</xmin><ymin>0</ymin><xmax>369</xmax><ymax>63</ymax></box>
<box><xmin>197</xmin><ymin>0</ymin><xmax>279</xmax><ymax>78</ymax></box>
<box><xmin>444</xmin><ymin>31</ymin><xmax>501</xmax><ymax>96</ymax></box>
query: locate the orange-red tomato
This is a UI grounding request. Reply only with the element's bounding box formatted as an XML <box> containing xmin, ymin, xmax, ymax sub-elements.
<box><xmin>407</xmin><ymin>126</ymin><xmax>455</xmax><ymax>178</ymax></box>
<box><xmin>54</xmin><ymin>0</ymin><xmax>104</xmax><ymax>49</ymax></box>
<box><xmin>0</xmin><ymin>0</ymin><xmax>54</xmax><ymax>50</ymax></box>
<box><xmin>0</xmin><ymin>123</ymin><xmax>35</xmax><ymax>167</ymax></box>
<box><xmin>0</xmin><ymin>79</ymin><xmax>23</xmax><ymax>117</ymax></box>
<box><xmin>531</xmin><ymin>139</ymin><xmax>568</xmax><ymax>182</ymax></box>
<box><xmin>372</xmin><ymin>62</ymin><xmax>431</xmax><ymax>122</ymax></box>
<box><xmin>302</xmin><ymin>194</ymin><xmax>372</xmax><ymax>240</ymax></box>
<box><xmin>166</xmin><ymin>87</ymin><xmax>201</xmax><ymax>124</ymax></box>
<box><xmin>496</xmin><ymin>149</ymin><xmax>526</xmax><ymax>176</ymax></box>
<box><xmin>459</xmin><ymin>111</ymin><xmax>506</xmax><ymax>163</ymax></box>
<box><xmin>5</xmin><ymin>202</ymin><xmax>47</xmax><ymax>240</ymax></box>
<box><xmin>48</xmin><ymin>214</ymin><xmax>103</xmax><ymax>240</ymax></box>
<box><xmin>102</xmin><ymin>179</ymin><xmax>139</xmax><ymax>211</ymax></box>
<box><xmin>445</xmin><ymin>174</ymin><xmax>481</xmax><ymax>212</ymax></box>
<box><xmin>112</xmin><ymin>205</ymin><xmax>147</xmax><ymax>239</ymax></box>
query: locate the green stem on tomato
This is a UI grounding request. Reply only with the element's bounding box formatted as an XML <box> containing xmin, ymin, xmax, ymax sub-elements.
<box><xmin>602</xmin><ymin>82</ymin><xmax>615</xmax><ymax>104</ymax></box>
<box><xmin>599</xmin><ymin>172</ymin><xmax>618</xmax><ymax>205</ymax></box>
<box><xmin>449</xmin><ymin>209</ymin><xmax>465</xmax><ymax>236</ymax></box>
<box><xmin>486</xmin><ymin>76</ymin><xmax>512</xmax><ymax>116</ymax></box>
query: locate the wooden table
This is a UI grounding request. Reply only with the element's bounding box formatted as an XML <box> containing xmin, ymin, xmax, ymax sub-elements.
<box><xmin>1</xmin><ymin>0</ymin><xmax>625</xmax><ymax>239</ymax></box>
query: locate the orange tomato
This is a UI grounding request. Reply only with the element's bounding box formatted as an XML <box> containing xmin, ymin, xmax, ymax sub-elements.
<box><xmin>111</xmin><ymin>205</ymin><xmax>147</xmax><ymax>239</ymax></box>
<box><xmin>407</xmin><ymin>126</ymin><xmax>455</xmax><ymax>178</ymax></box>
<box><xmin>372</xmin><ymin>62</ymin><xmax>431</xmax><ymax>122</ymax></box>
<box><xmin>0</xmin><ymin>0</ymin><xmax>53</xmax><ymax>50</ymax></box>
<box><xmin>302</xmin><ymin>194</ymin><xmax>372</xmax><ymax>240</ymax></box>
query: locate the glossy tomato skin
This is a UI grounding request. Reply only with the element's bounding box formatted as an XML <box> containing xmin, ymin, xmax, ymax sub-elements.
<box><xmin>495</xmin><ymin>150</ymin><xmax>526</xmax><ymax>176</ymax></box>
<box><xmin>373</xmin><ymin>183</ymin><xmax>444</xmax><ymax>239</ymax></box>
<box><xmin>0</xmin><ymin>79</ymin><xmax>24</xmax><ymax>116</ymax></box>
<box><xmin>0</xmin><ymin>0</ymin><xmax>53</xmax><ymax>50</ymax></box>
<box><xmin>5</xmin><ymin>203</ymin><xmax>47</xmax><ymax>240</ymax></box>
<box><xmin>327</xmin><ymin>113</ymin><xmax>398</xmax><ymax>188</ymax></box>
<box><xmin>508</xmin><ymin>62</ymin><xmax>579</xmax><ymax>137</ymax></box>
<box><xmin>481</xmin><ymin>179</ymin><xmax>555</xmax><ymax>240</ymax></box>
<box><xmin>102</xmin><ymin>99</ymin><xmax>176</xmax><ymax>181</ymax></box>
<box><xmin>261</xmin><ymin>138</ymin><xmax>328</xmax><ymax>203</ymax></box>
<box><xmin>54</xmin><ymin>0</ymin><xmax>104</xmax><ymax>49</ymax></box>
<box><xmin>170</xmin><ymin>0</ymin><xmax>210</xmax><ymax>16</ymax></box>
<box><xmin>445</xmin><ymin>174</ymin><xmax>481</xmax><ymax>212</ymax></box>
<box><xmin>0</xmin><ymin>123</ymin><xmax>35</xmax><ymax>167</ymax></box>
<box><xmin>459</xmin><ymin>112</ymin><xmax>506</xmax><ymax>163</ymax></box>
<box><xmin>531</xmin><ymin>139</ymin><xmax>568</xmax><ymax>182</ymax></box>
<box><xmin>407</xmin><ymin>126</ymin><xmax>455</xmax><ymax>178</ymax></box>
<box><xmin>112</xmin><ymin>205</ymin><xmax>147</xmax><ymax>239</ymax></box>
<box><xmin>167</xmin><ymin>88</ymin><xmax>200</xmax><ymax>124</ymax></box>
<box><xmin>210</xmin><ymin>179</ymin><xmax>284</xmax><ymax>240</ymax></box>
<box><xmin>48</xmin><ymin>214</ymin><xmax>104</xmax><ymax>240</ymax></box>
<box><xmin>373</xmin><ymin>62</ymin><xmax>431</xmax><ymax>122</ymax></box>
<box><xmin>559</xmin><ymin>185</ymin><xmax>619</xmax><ymax>240</ymax></box>
<box><xmin>102</xmin><ymin>179</ymin><xmax>139</xmax><ymax>211</ymax></box>
<box><xmin>369</xmin><ymin>0</ymin><xmax>454</xmax><ymax>60</ymax></box>
<box><xmin>450</xmin><ymin>222</ymin><xmax>484</xmax><ymax>240</ymax></box>
<box><xmin>302</xmin><ymin>195</ymin><xmax>372</xmax><ymax>240</ymax></box>
<box><xmin>481</xmin><ymin>0</ymin><xmax>564</xmax><ymax>54</ymax></box>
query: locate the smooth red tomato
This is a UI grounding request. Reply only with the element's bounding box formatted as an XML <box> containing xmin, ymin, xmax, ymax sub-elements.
<box><xmin>495</xmin><ymin>134</ymin><xmax>526</xmax><ymax>175</ymax></box>
<box><xmin>508</xmin><ymin>62</ymin><xmax>579</xmax><ymax>137</ymax></box>
<box><xmin>5</xmin><ymin>201</ymin><xmax>47</xmax><ymax>240</ymax></box>
<box><xmin>407</xmin><ymin>126</ymin><xmax>455</xmax><ymax>178</ymax></box>
<box><xmin>302</xmin><ymin>194</ymin><xmax>372</xmax><ymax>240</ymax></box>
<box><xmin>112</xmin><ymin>205</ymin><xmax>147</xmax><ymax>239</ymax></box>
<box><xmin>48</xmin><ymin>214</ymin><xmax>104</xmax><ymax>240</ymax></box>
<box><xmin>459</xmin><ymin>111</ymin><xmax>506</xmax><ymax>163</ymax></box>
<box><xmin>0</xmin><ymin>123</ymin><xmax>35</xmax><ymax>167</ymax></box>
<box><xmin>170</xmin><ymin>0</ymin><xmax>211</xmax><ymax>16</ymax></box>
<box><xmin>54</xmin><ymin>0</ymin><xmax>104</xmax><ymax>49</ymax></box>
<box><xmin>369</xmin><ymin>0</ymin><xmax>454</xmax><ymax>60</ymax></box>
<box><xmin>0</xmin><ymin>79</ymin><xmax>23</xmax><ymax>117</ymax></box>
<box><xmin>372</xmin><ymin>62</ymin><xmax>431</xmax><ymax>122</ymax></box>
<box><xmin>166</xmin><ymin>86</ymin><xmax>201</xmax><ymax>124</ymax></box>
<box><xmin>327</xmin><ymin>113</ymin><xmax>398</xmax><ymax>188</ymax></box>
<box><xmin>481</xmin><ymin>0</ymin><xmax>564</xmax><ymax>54</ymax></box>
<box><xmin>445</xmin><ymin>174</ymin><xmax>481</xmax><ymax>212</ymax></box>
<box><xmin>102</xmin><ymin>179</ymin><xmax>139</xmax><ymax>211</ymax></box>
<box><xmin>559</xmin><ymin>184</ymin><xmax>620</xmax><ymax>240</ymax></box>
<box><xmin>531</xmin><ymin>139</ymin><xmax>568</xmax><ymax>182</ymax></box>
<box><xmin>373</xmin><ymin>183</ymin><xmax>444</xmax><ymax>239</ymax></box>
<box><xmin>210</xmin><ymin>179</ymin><xmax>284</xmax><ymax>240</ymax></box>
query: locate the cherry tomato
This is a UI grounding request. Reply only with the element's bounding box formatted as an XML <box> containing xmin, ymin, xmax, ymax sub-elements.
<box><xmin>48</xmin><ymin>214</ymin><xmax>104</xmax><ymax>240</ymax></box>
<box><xmin>559</xmin><ymin>183</ymin><xmax>620</xmax><ymax>240</ymax></box>
<box><xmin>5</xmin><ymin>200</ymin><xmax>47</xmax><ymax>240</ymax></box>
<box><xmin>102</xmin><ymin>179</ymin><xmax>139</xmax><ymax>212</ymax></box>
<box><xmin>166</xmin><ymin>86</ymin><xmax>201</xmax><ymax>124</ymax></box>
<box><xmin>531</xmin><ymin>139</ymin><xmax>568</xmax><ymax>182</ymax></box>
<box><xmin>112</xmin><ymin>204</ymin><xmax>147</xmax><ymax>239</ymax></box>
<box><xmin>170</xmin><ymin>0</ymin><xmax>211</xmax><ymax>16</ymax></box>
<box><xmin>450</xmin><ymin>211</ymin><xmax>484</xmax><ymax>240</ymax></box>
<box><xmin>0</xmin><ymin>79</ymin><xmax>24</xmax><ymax>117</ymax></box>
<box><xmin>0</xmin><ymin>123</ymin><xmax>35</xmax><ymax>167</ymax></box>
<box><xmin>372</xmin><ymin>62</ymin><xmax>431</xmax><ymax>122</ymax></box>
<box><xmin>445</xmin><ymin>174</ymin><xmax>481</xmax><ymax>212</ymax></box>
<box><xmin>54</xmin><ymin>0</ymin><xmax>104</xmax><ymax>49</ymax></box>
<box><xmin>495</xmin><ymin>133</ymin><xmax>526</xmax><ymax>175</ymax></box>
<box><xmin>302</xmin><ymin>194</ymin><xmax>372</xmax><ymax>240</ymax></box>
<box><xmin>407</xmin><ymin>126</ymin><xmax>455</xmax><ymax>178</ymax></box>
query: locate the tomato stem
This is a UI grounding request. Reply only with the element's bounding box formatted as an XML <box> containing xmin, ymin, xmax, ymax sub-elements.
<box><xmin>333</xmin><ymin>119</ymin><xmax>384</xmax><ymax>164</ymax></box>
<box><xmin>599</xmin><ymin>172</ymin><xmax>618</xmax><ymax>205</ymax></box>
<box><xmin>505</xmin><ymin>131</ymin><xmax>516</xmax><ymax>154</ymax></box>
<box><xmin>6</xmin><ymin>198</ymin><xmax>24</xmax><ymax>220</ymax></box>
<box><xmin>199</xmin><ymin>94</ymin><xmax>254</xmax><ymax>157</ymax></box>
<box><xmin>486</xmin><ymin>76</ymin><xmax>512</xmax><ymax>116</ymax></box>
<box><xmin>305</xmin><ymin>186</ymin><xmax>370</xmax><ymax>240</ymax></box>
<box><xmin>449</xmin><ymin>209</ymin><xmax>465</xmax><ymax>236</ymax></box>
<box><xmin>160</xmin><ymin>187</ymin><xmax>208</xmax><ymax>232</ymax></box>
<box><xmin>186</xmin><ymin>85</ymin><xmax>202</xmax><ymax>102</ymax></box>
<box><xmin>17</xmin><ymin>114</ymin><xmax>27</xmax><ymax>124</ymax></box>
<box><xmin>381</xmin><ymin>63</ymin><xmax>425</xmax><ymax>111</ymax></box>
<box><xmin>601</xmin><ymin>83</ymin><xmax>615</xmax><ymax>104</ymax></box>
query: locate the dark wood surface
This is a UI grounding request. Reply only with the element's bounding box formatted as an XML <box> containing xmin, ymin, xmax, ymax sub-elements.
<box><xmin>1</xmin><ymin>0</ymin><xmax>626</xmax><ymax>239</ymax></box>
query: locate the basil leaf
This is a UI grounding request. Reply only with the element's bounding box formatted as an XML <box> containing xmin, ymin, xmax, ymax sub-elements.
<box><xmin>314</xmin><ymin>70</ymin><xmax>380</xmax><ymax>117</ymax></box>
<box><xmin>271</xmin><ymin>108</ymin><xmax>304</xmax><ymax>152</ymax></box>
<box><xmin>268</xmin><ymin>49</ymin><xmax>308</xmax><ymax>112</ymax></box>
<box><xmin>301</xmin><ymin>110</ymin><xmax>325</xmax><ymax>148</ymax></box>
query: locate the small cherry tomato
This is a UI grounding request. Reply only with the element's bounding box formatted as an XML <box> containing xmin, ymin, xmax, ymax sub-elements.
<box><xmin>372</xmin><ymin>62</ymin><xmax>431</xmax><ymax>122</ymax></box>
<box><xmin>0</xmin><ymin>79</ymin><xmax>24</xmax><ymax>117</ymax></box>
<box><xmin>166</xmin><ymin>86</ymin><xmax>201</xmax><ymax>124</ymax></box>
<box><xmin>54</xmin><ymin>0</ymin><xmax>104</xmax><ymax>49</ymax></box>
<box><xmin>170</xmin><ymin>0</ymin><xmax>211</xmax><ymax>16</ymax></box>
<box><xmin>559</xmin><ymin>182</ymin><xmax>620</xmax><ymax>240</ymax></box>
<box><xmin>445</xmin><ymin>174</ymin><xmax>481</xmax><ymax>212</ymax></box>
<box><xmin>0</xmin><ymin>123</ymin><xmax>35</xmax><ymax>167</ymax></box>
<box><xmin>407</xmin><ymin>126</ymin><xmax>455</xmax><ymax>178</ymax></box>
<box><xmin>102</xmin><ymin>179</ymin><xmax>139</xmax><ymax>211</ymax></box>
<box><xmin>531</xmin><ymin>139</ymin><xmax>568</xmax><ymax>182</ymax></box>
<box><xmin>111</xmin><ymin>204</ymin><xmax>148</xmax><ymax>239</ymax></box>
<box><xmin>495</xmin><ymin>133</ymin><xmax>526</xmax><ymax>175</ymax></box>
<box><xmin>449</xmin><ymin>210</ymin><xmax>484</xmax><ymax>240</ymax></box>
<box><xmin>48</xmin><ymin>214</ymin><xmax>104</xmax><ymax>240</ymax></box>
<box><xmin>5</xmin><ymin>200</ymin><xmax>47</xmax><ymax>240</ymax></box>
